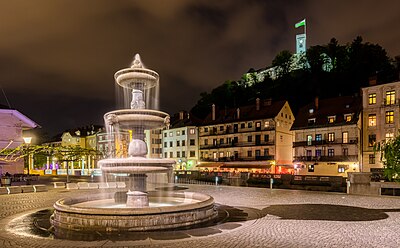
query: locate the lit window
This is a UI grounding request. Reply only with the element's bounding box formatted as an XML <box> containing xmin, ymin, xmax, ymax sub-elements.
<box><xmin>385</xmin><ymin>111</ymin><xmax>394</xmax><ymax>124</ymax></box>
<box><xmin>169</xmin><ymin>132</ymin><xmax>173</xmax><ymax>137</ymax></box>
<box><xmin>368</xmin><ymin>114</ymin><xmax>376</xmax><ymax>126</ymax></box>
<box><xmin>385</xmin><ymin>90</ymin><xmax>395</xmax><ymax>105</ymax></box>
<box><xmin>368</xmin><ymin>93</ymin><xmax>376</xmax><ymax>105</ymax></box>
<box><xmin>307</xmin><ymin>135</ymin><xmax>312</xmax><ymax>146</ymax></box>
<box><xmin>315</xmin><ymin>134</ymin><xmax>322</xmax><ymax>141</ymax></box>
<box><xmin>176</xmin><ymin>131</ymin><xmax>180</xmax><ymax>136</ymax></box>
<box><xmin>328</xmin><ymin>149</ymin><xmax>334</xmax><ymax>157</ymax></box>
<box><xmin>218</xmin><ymin>152</ymin><xmax>223</xmax><ymax>158</ymax></box>
<box><xmin>328</xmin><ymin>116</ymin><xmax>335</xmax><ymax>123</ymax></box>
<box><xmin>338</xmin><ymin>166</ymin><xmax>345</xmax><ymax>173</ymax></box>
<box><xmin>385</xmin><ymin>132</ymin><xmax>394</xmax><ymax>142</ymax></box>
<box><xmin>368</xmin><ymin>134</ymin><xmax>376</xmax><ymax>147</ymax></box>
<box><xmin>345</xmin><ymin>114</ymin><xmax>352</xmax><ymax>122</ymax></box>
<box><xmin>189</xmin><ymin>128</ymin><xmax>195</xmax><ymax>134</ymax></box>
<box><xmin>264</xmin><ymin>121</ymin><xmax>270</xmax><ymax>128</ymax></box>
<box><xmin>256</xmin><ymin>122</ymin><xmax>261</xmax><ymax>128</ymax></box>
<box><xmin>342</xmin><ymin>132</ymin><xmax>348</xmax><ymax>143</ymax></box>
<box><xmin>328</xmin><ymin>133</ymin><xmax>335</xmax><ymax>142</ymax></box>
<box><xmin>308</xmin><ymin>164</ymin><xmax>314</xmax><ymax>172</ymax></box>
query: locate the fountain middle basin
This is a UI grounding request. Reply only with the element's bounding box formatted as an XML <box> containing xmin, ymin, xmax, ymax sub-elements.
<box><xmin>51</xmin><ymin>191</ymin><xmax>217</xmax><ymax>232</ymax></box>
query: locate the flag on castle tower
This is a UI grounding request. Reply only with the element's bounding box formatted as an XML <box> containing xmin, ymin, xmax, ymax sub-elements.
<box><xmin>295</xmin><ymin>19</ymin><xmax>306</xmax><ymax>28</ymax></box>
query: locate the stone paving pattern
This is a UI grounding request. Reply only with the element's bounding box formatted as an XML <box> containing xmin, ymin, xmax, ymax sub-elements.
<box><xmin>1</xmin><ymin>184</ymin><xmax>400</xmax><ymax>247</ymax></box>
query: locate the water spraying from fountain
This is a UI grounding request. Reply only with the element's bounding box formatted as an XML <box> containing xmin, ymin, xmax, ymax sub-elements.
<box><xmin>50</xmin><ymin>54</ymin><xmax>217</xmax><ymax>233</ymax></box>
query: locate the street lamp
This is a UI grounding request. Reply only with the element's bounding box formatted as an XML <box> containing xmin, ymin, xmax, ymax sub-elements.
<box><xmin>23</xmin><ymin>136</ymin><xmax>32</xmax><ymax>185</ymax></box>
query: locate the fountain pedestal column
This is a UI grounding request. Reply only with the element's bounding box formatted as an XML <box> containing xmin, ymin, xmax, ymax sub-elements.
<box><xmin>126</xmin><ymin>191</ymin><xmax>149</xmax><ymax>208</ymax></box>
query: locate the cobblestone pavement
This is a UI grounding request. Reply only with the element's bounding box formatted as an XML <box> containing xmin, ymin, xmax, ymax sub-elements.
<box><xmin>1</xmin><ymin>184</ymin><xmax>400</xmax><ymax>247</ymax></box>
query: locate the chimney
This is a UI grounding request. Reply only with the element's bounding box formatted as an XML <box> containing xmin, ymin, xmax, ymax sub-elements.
<box><xmin>315</xmin><ymin>96</ymin><xmax>319</xmax><ymax>110</ymax></box>
<box><xmin>236</xmin><ymin>108</ymin><xmax>240</xmax><ymax>119</ymax></box>
<box><xmin>212</xmin><ymin>104</ymin><xmax>216</xmax><ymax>121</ymax></box>
<box><xmin>256</xmin><ymin>98</ymin><xmax>260</xmax><ymax>111</ymax></box>
<box><xmin>368</xmin><ymin>76</ymin><xmax>377</xmax><ymax>86</ymax></box>
<box><xmin>179</xmin><ymin>111</ymin><xmax>184</xmax><ymax>120</ymax></box>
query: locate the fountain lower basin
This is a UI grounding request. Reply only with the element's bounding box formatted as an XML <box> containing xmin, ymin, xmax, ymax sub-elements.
<box><xmin>51</xmin><ymin>191</ymin><xmax>218</xmax><ymax>232</ymax></box>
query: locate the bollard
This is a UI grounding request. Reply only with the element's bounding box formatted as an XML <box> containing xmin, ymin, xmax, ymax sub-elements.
<box><xmin>270</xmin><ymin>178</ymin><xmax>274</xmax><ymax>194</ymax></box>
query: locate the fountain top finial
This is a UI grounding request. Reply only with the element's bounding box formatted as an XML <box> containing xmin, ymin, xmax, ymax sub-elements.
<box><xmin>131</xmin><ymin>54</ymin><xmax>143</xmax><ymax>68</ymax></box>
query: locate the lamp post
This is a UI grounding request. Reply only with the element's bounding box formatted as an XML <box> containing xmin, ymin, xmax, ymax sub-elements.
<box><xmin>23</xmin><ymin>137</ymin><xmax>32</xmax><ymax>185</ymax></box>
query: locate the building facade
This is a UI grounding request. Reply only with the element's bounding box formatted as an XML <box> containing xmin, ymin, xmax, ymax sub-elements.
<box><xmin>292</xmin><ymin>96</ymin><xmax>362</xmax><ymax>176</ymax></box>
<box><xmin>161</xmin><ymin>111</ymin><xmax>200</xmax><ymax>171</ymax></box>
<box><xmin>0</xmin><ymin>105</ymin><xmax>39</xmax><ymax>174</ymax></box>
<box><xmin>198</xmin><ymin>99</ymin><xmax>294</xmax><ymax>174</ymax></box>
<box><xmin>145</xmin><ymin>128</ymin><xmax>163</xmax><ymax>159</ymax></box>
<box><xmin>361</xmin><ymin>81</ymin><xmax>400</xmax><ymax>172</ymax></box>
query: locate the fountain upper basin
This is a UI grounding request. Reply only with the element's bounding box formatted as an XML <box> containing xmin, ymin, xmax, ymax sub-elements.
<box><xmin>104</xmin><ymin>109</ymin><xmax>168</xmax><ymax>130</ymax></box>
<box><xmin>99</xmin><ymin>157</ymin><xmax>175</xmax><ymax>174</ymax></box>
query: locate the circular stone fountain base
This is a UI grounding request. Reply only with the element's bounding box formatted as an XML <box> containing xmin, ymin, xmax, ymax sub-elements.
<box><xmin>51</xmin><ymin>191</ymin><xmax>217</xmax><ymax>232</ymax></box>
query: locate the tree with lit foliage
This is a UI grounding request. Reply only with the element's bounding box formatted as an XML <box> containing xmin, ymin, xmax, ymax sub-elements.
<box><xmin>0</xmin><ymin>144</ymin><xmax>100</xmax><ymax>170</ymax></box>
<box><xmin>380</xmin><ymin>133</ymin><xmax>400</xmax><ymax>182</ymax></box>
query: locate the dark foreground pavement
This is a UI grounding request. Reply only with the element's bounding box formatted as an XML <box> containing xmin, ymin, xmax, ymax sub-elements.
<box><xmin>1</xmin><ymin>182</ymin><xmax>400</xmax><ymax>248</ymax></box>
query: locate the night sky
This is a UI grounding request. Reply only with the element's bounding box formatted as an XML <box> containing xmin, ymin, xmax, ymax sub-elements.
<box><xmin>1</xmin><ymin>0</ymin><xmax>400</xmax><ymax>137</ymax></box>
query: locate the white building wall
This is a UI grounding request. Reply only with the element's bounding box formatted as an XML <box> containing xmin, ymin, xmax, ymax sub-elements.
<box><xmin>361</xmin><ymin>81</ymin><xmax>400</xmax><ymax>172</ymax></box>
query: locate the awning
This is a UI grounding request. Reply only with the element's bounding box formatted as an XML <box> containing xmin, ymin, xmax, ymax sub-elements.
<box><xmin>222</xmin><ymin>162</ymin><xmax>272</xmax><ymax>169</ymax></box>
<box><xmin>276</xmin><ymin>164</ymin><xmax>294</xmax><ymax>168</ymax></box>
<box><xmin>196</xmin><ymin>163</ymin><xmax>223</xmax><ymax>168</ymax></box>
<box><xmin>220</xmin><ymin>164</ymin><xmax>271</xmax><ymax>169</ymax></box>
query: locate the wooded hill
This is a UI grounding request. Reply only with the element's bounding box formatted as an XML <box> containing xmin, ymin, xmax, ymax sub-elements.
<box><xmin>191</xmin><ymin>36</ymin><xmax>400</xmax><ymax>118</ymax></box>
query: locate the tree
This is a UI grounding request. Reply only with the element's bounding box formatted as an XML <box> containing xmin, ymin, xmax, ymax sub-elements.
<box><xmin>272</xmin><ymin>50</ymin><xmax>293</xmax><ymax>78</ymax></box>
<box><xmin>380</xmin><ymin>134</ymin><xmax>400</xmax><ymax>182</ymax></box>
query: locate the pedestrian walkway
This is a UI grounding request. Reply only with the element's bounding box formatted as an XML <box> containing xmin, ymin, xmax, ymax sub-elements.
<box><xmin>0</xmin><ymin>184</ymin><xmax>400</xmax><ymax>247</ymax></box>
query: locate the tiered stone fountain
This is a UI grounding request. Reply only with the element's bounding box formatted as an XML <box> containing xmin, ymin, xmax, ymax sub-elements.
<box><xmin>50</xmin><ymin>54</ymin><xmax>217</xmax><ymax>232</ymax></box>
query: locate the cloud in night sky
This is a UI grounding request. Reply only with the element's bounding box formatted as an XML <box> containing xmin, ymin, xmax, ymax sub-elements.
<box><xmin>0</xmin><ymin>0</ymin><xmax>399</xmax><ymax>136</ymax></box>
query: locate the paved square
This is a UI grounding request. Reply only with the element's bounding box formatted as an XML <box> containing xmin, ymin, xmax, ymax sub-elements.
<box><xmin>1</xmin><ymin>184</ymin><xmax>400</xmax><ymax>247</ymax></box>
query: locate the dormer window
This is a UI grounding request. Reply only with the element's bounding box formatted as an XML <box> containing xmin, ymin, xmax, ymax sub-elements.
<box><xmin>328</xmin><ymin>116</ymin><xmax>336</xmax><ymax>123</ymax></box>
<box><xmin>309</xmin><ymin>108</ymin><xmax>314</xmax><ymax>114</ymax></box>
<box><xmin>345</xmin><ymin>114</ymin><xmax>352</xmax><ymax>122</ymax></box>
<box><xmin>308</xmin><ymin>118</ymin><xmax>316</xmax><ymax>125</ymax></box>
